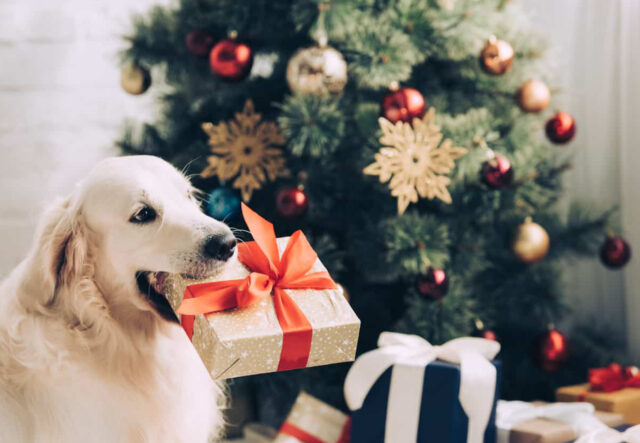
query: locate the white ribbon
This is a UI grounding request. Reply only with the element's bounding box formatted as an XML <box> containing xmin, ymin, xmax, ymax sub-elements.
<box><xmin>496</xmin><ymin>401</ymin><xmax>610</xmax><ymax>443</ymax></box>
<box><xmin>344</xmin><ymin>332</ymin><xmax>500</xmax><ymax>443</ymax></box>
<box><xmin>575</xmin><ymin>424</ymin><xmax>640</xmax><ymax>443</ymax></box>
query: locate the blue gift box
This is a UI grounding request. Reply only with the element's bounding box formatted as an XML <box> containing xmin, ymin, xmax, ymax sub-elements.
<box><xmin>351</xmin><ymin>359</ymin><xmax>501</xmax><ymax>443</ymax></box>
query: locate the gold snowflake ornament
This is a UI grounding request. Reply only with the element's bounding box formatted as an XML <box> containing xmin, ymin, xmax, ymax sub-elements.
<box><xmin>201</xmin><ymin>100</ymin><xmax>289</xmax><ymax>202</ymax></box>
<box><xmin>363</xmin><ymin>108</ymin><xmax>467</xmax><ymax>215</ymax></box>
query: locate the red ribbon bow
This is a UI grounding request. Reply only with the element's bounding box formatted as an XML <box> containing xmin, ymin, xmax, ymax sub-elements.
<box><xmin>589</xmin><ymin>363</ymin><xmax>640</xmax><ymax>392</ymax></box>
<box><xmin>279</xmin><ymin>417</ymin><xmax>351</xmax><ymax>443</ymax></box>
<box><xmin>177</xmin><ymin>203</ymin><xmax>337</xmax><ymax>372</ymax></box>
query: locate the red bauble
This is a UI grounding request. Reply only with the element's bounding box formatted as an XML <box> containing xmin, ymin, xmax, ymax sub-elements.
<box><xmin>481</xmin><ymin>154</ymin><xmax>513</xmax><ymax>189</ymax></box>
<box><xmin>276</xmin><ymin>187</ymin><xmax>309</xmax><ymax>219</ymax></box>
<box><xmin>545</xmin><ymin>111</ymin><xmax>576</xmax><ymax>144</ymax></box>
<box><xmin>600</xmin><ymin>235</ymin><xmax>631</xmax><ymax>269</ymax></box>
<box><xmin>186</xmin><ymin>30</ymin><xmax>214</xmax><ymax>57</ymax></box>
<box><xmin>381</xmin><ymin>87</ymin><xmax>426</xmax><ymax>124</ymax></box>
<box><xmin>534</xmin><ymin>327</ymin><xmax>570</xmax><ymax>372</ymax></box>
<box><xmin>417</xmin><ymin>268</ymin><xmax>449</xmax><ymax>300</ymax></box>
<box><xmin>209</xmin><ymin>39</ymin><xmax>253</xmax><ymax>81</ymax></box>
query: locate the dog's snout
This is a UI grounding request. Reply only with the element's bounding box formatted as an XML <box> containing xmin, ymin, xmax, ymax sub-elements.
<box><xmin>203</xmin><ymin>234</ymin><xmax>236</xmax><ymax>261</ymax></box>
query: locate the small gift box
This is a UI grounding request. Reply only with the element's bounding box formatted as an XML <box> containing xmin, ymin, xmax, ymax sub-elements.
<box><xmin>555</xmin><ymin>363</ymin><xmax>640</xmax><ymax>425</ymax></box>
<box><xmin>274</xmin><ymin>392</ymin><xmax>351</xmax><ymax>443</ymax></box>
<box><xmin>344</xmin><ymin>332</ymin><xmax>501</xmax><ymax>443</ymax></box>
<box><xmin>496</xmin><ymin>401</ymin><xmax>625</xmax><ymax>443</ymax></box>
<box><xmin>165</xmin><ymin>204</ymin><xmax>360</xmax><ymax>379</ymax></box>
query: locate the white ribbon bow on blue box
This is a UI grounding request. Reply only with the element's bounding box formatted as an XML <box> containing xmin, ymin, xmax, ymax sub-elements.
<box><xmin>344</xmin><ymin>332</ymin><xmax>501</xmax><ymax>443</ymax></box>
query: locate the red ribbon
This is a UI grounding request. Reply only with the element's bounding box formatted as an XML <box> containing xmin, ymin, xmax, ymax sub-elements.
<box><xmin>177</xmin><ymin>203</ymin><xmax>337</xmax><ymax>372</ymax></box>
<box><xmin>588</xmin><ymin>363</ymin><xmax>640</xmax><ymax>393</ymax></box>
<box><xmin>279</xmin><ymin>418</ymin><xmax>351</xmax><ymax>443</ymax></box>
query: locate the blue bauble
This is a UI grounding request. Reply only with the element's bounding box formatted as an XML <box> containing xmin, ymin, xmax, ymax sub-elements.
<box><xmin>206</xmin><ymin>187</ymin><xmax>241</xmax><ymax>220</ymax></box>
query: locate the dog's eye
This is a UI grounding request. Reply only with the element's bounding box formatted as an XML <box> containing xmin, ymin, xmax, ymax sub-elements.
<box><xmin>130</xmin><ymin>206</ymin><xmax>157</xmax><ymax>224</ymax></box>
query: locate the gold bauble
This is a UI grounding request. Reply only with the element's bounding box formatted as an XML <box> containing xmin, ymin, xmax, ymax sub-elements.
<box><xmin>512</xmin><ymin>217</ymin><xmax>550</xmax><ymax>264</ymax></box>
<box><xmin>120</xmin><ymin>65</ymin><xmax>151</xmax><ymax>95</ymax></box>
<box><xmin>517</xmin><ymin>79</ymin><xmax>551</xmax><ymax>113</ymax></box>
<box><xmin>286</xmin><ymin>45</ymin><xmax>347</xmax><ymax>96</ymax></box>
<box><xmin>480</xmin><ymin>37</ymin><xmax>514</xmax><ymax>75</ymax></box>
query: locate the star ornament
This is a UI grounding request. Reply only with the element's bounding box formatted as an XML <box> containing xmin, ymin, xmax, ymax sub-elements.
<box><xmin>201</xmin><ymin>100</ymin><xmax>290</xmax><ymax>202</ymax></box>
<box><xmin>363</xmin><ymin>108</ymin><xmax>467</xmax><ymax>214</ymax></box>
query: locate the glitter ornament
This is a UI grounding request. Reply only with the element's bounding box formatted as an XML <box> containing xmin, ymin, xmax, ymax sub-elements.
<box><xmin>480</xmin><ymin>37</ymin><xmax>514</xmax><ymax>75</ymax></box>
<box><xmin>286</xmin><ymin>45</ymin><xmax>347</xmax><ymax>96</ymax></box>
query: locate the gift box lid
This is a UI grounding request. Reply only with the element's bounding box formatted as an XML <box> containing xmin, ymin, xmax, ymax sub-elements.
<box><xmin>556</xmin><ymin>384</ymin><xmax>640</xmax><ymax>409</ymax></box>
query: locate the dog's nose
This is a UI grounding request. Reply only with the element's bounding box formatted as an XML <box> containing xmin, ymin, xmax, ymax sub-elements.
<box><xmin>203</xmin><ymin>234</ymin><xmax>236</xmax><ymax>261</ymax></box>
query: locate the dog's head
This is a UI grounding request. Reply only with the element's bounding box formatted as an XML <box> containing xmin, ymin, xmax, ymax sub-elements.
<box><xmin>26</xmin><ymin>155</ymin><xmax>236</xmax><ymax>324</ymax></box>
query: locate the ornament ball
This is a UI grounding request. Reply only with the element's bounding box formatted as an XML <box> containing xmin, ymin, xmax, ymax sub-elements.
<box><xmin>600</xmin><ymin>235</ymin><xmax>631</xmax><ymax>269</ymax></box>
<box><xmin>480</xmin><ymin>37</ymin><xmax>514</xmax><ymax>75</ymax></box>
<box><xmin>186</xmin><ymin>30</ymin><xmax>214</xmax><ymax>57</ymax></box>
<box><xmin>517</xmin><ymin>79</ymin><xmax>551</xmax><ymax>113</ymax></box>
<box><xmin>120</xmin><ymin>65</ymin><xmax>151</xmax><ymax>95</ymax></box>
<box><xmin>209</xmin><ymin>38</ymin><xmax>253</xmax><ymax>81</ymax></box>
<box><xmin>481</xmin><ymin>154</ymin><xmax>513</xmax><ymax>189</ymax></box>
<box><xmin>206</xmin><ymin>187</ymin><xmax>241</xmax><ymax>221</ymax></box>
<box><xmin>417</xmin><ymin>267</ymin><xmax>449</xmax><ymax>300</ymax></box>
<box><xmin>286</xmin><ymin>45</ymin><xmax>347</xmax><ymax>96</ymax></box>
<box><xmin>512</xmin><ymin>217</ymin><xmax>550</xmax><ymax>264</ymax></box>
<box><xmin>381</xmin><ymin>87</ymin><xmax>426</xmax><ymax>124</ymax></box>
<box><xmin>534</xmin><ymin>326</ymin><xmax>570</xmax><ymax>372</ymax></box>
<box><xmin>276</xmin><ymin>187</ymin><xmax>309</xmax><ymax>219</ymax></box>
<box><xmin>546</xmin><ymin>111</ymin><xmax>576</xmax><ymax>144</ymax></box>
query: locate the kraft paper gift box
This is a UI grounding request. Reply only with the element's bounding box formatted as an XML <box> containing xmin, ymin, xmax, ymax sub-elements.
<box><xmin>344</xmin><ymin>332</ymin><xmax>501</xmax><ymax>443</ymax></box>
<box><xmin>274</xmin><ymin>392</ymin><xmax>351</xmax><ymax>443</ymax></box>
<box><xmin>165</xmin><ymin>204</ymin><xmax>360</xmax><ymax>380</ymax></box>
<box><xmin>496</xmin><ymin>400</ymin><xmax>625</xmax><ymax>443</ymax></box>
<box><xmin>556</xmin><ymin>363</ymin><xmax>640</xmax><ymax>425</ymax></box>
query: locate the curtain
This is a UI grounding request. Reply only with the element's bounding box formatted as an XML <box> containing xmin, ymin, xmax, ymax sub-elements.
<box><xmin>522</xmin><ymin>0</ymin><xmax>640</xmax><ymax>360</ymax></box>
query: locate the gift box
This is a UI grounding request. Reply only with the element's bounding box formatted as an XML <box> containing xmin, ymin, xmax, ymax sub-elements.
<box><xmin>274</xmin><ymin>392</ymin><xmax>351</xmax><ymax>443</ymax></box>
<box><xmin>344</xmin><ymin>332</ymin><xmax>501</xmax><ymax>443</ymax></box>
<box><xmin>555</xmin><ymin>363</ymin><xmax>640</xmax><ymax>425</ymax></box>
<box><xmin>165</xmin><ymin>204</ymin><xmax>360</xmax><ymax>379</ymax></box>
<box><xmin>497</xmin><ymin>400</ymin><xmax>625</xmax><ymax>443</ymax></box>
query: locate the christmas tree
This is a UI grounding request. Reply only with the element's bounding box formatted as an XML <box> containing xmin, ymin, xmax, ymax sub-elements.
<box><xmin>119</xmin><ymin>0</ymin><xmax>629</xmax><ymax>428</ymax></box>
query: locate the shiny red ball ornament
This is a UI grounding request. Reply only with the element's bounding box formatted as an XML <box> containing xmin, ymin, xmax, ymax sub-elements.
<box><xmin>481</xmin><ymin>154</ymin><xmax>513</xmax><ymax>189</ymax></box>
<box><xmin>600</xmin><ymin>235</ymin><xmax>631</xmax><ymax>269</ymax></box>
<box><xmin>417</xmin><ymin>268</ymin><xmax>449</xmax><ymax>300</ymax></box>
<box><xmin>534</xmin><ymin>327</ymin><xmax>570</xmax><ymax>372</ymax></box>
<box><xmin>276</xmin><ymin>187</ymin><xmax>309</xmax><ymax>219</ymax></box>
<box><xmin>381</xmin><ymin>87</ymin><xmax>426</xmax><ymax>124</ymax></box>
<box><xmin>209</xmin><ymin>38</ymin><xmax>253</xmax><ymax>81</ymax></box>
<box><xmin>545</xmin><ymin>111</ymin><xmax>576</xmax><ymax>144</ymax></box>
<box><xmin>186</xmin><ymin>30</ymin><xmax>214</xmax><ymax>57</ymax></box>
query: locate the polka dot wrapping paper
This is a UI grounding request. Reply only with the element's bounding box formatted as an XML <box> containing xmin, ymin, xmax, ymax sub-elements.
<box><xmin>165</xmin><ymin>237</ymin><xmax>360</xmax><ymax>380</ymax></box>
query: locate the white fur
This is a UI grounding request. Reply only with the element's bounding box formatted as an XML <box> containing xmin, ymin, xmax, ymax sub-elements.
<box><xmin>0</xmin><ymin>156</ymin><xmax>232</xmax><ymax>442</ymax></box>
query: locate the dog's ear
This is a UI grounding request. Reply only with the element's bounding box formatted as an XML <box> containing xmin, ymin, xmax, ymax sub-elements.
<box><xmin>19</xmin><ymin>196</ymin><xmax>93</xmax><ymax>310</ymax></box>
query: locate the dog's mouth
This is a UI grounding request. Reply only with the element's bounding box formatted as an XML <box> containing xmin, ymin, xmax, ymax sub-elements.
<box><xmin>136</xmin><ymin>271</ymin><xmax>178</xmax><ymax>323</ymax></box>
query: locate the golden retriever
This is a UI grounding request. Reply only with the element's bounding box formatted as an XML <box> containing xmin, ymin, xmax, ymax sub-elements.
<box><xmin>0</xmin><ymin>156</ymin><xmax>235</xmax><ymax>442</ymax></box>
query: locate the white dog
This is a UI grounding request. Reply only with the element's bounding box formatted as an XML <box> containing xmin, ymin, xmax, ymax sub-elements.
<box><xmin>0</xmin><ymin>156</ymin><xmax>236</xmax><ymax>442</ymax></box>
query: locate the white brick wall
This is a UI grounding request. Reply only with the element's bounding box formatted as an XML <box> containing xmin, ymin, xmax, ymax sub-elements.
<box><xmin>0</xmin><ymin>0</ymin><xmax>169</xmax><ymax>276</ymax></box>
